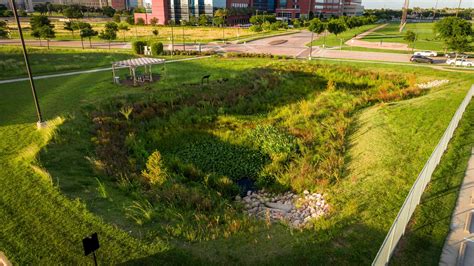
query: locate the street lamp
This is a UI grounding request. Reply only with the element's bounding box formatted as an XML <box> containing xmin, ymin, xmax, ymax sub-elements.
<box><xmin>9</xmin><ymin>0</ymin><xmax>46</xmax><ymax>129</ymax></box>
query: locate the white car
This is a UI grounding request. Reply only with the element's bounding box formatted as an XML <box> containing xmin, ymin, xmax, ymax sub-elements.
<box><xmin>414</xmin><ymin>51</ymin><xmax>438</xmax><ymax>57</ymax></box>
<box><xmin>446</xmin><ymin>58</ymin><xmax>474</xmax><ymax>67</ymax></box>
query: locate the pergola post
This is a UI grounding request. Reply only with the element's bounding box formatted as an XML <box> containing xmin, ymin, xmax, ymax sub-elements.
<box><xmin>132</xmin><ymin>67</ymin><xmax>137</xmax><ymax>86</ymax></box>
<box><xmin>149</xmin><ymin>65</ymin><xmax>153</xmax><ymax>82</ymax></box>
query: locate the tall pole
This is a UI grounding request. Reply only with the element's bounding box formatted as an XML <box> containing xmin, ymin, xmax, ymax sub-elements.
<box><xmin>182</xmin><ymin>26</ymin><xmax>185</xmax><ymax>51</ymax></box>
<box><xmin>432</xmin><ymin>0</ymin><xmax>439</xmax><ymax>22</ymax></box>
<box><xmin>308</xmin><ymin>31</ymin><xmax>313</xmax><ymax>60</ymax></box>
<box><xmin>10</xmin><ymin>0</ymin><xmax>45</xmax><ymax>128</ymax></box>
<box><xmin>170</xmin><ymin>21</ymin><xmax>174</xmax><ymax>56</ymax></box>
<box><xmin>400</xmin><ymin>0</ymin><xmax>409</xmax><ymax>32</ymax></box>
<box><xmin>456</xmin><ymin>0</ymin><xmax>462</xmax><ymax>17</ymax></box>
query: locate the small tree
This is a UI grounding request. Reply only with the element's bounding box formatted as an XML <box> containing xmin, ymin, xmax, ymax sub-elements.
<box><xmin>39</xmin><ymin>25</ymin><xmax>55</xmax><ymax>49</ymax></box>
<box><xmin>63</xmin><ymin>21</ymin><xmax>77</xmax><ymax>38</ymax></box>
<box><xmin>30</xmin><ymin>15</ymin><xmax>53</xmax><ymax>47</ymax></box>
<box><xmin>404</xmin><ymin>30</ymin><xmax>417</xmax><ymax>51</ymax></box>
<box><xmin>63</xmin><ymin>5</ymin><xmax>83</xmax><ymax>19</ymax></box>
<box><xmin>435</xmin><ymin>17</ymin><xmax>473</xmax><ymax>54</ymax></box>
<box><xmin>150</xmin><ymin>17</ymin><xmax>158</xmax><ymax>26</ymax></box>
<box><xmin>308</xmin><ymin>18</ymin><xmax>326</xmax><ymax>35</ymax></box>
<box><xmin>126</xmin><ymin>15</ymin><xmax>135</xmax><ymax>25</ymax></box>
<box><xmin>152</xmin><ymin>29</ymin><xmax>159</xmax><ymax>37</ymax></box>
<box><xmin>102</xmin><ymin>6</ymin><xmax>115</xmax><ymax>17</ymax></box>
<box><xmin>136</xmin><ymin>18</ymin><xmax>145</xmax><ymax>26</ymax></box>
<box><xmin>113</xmin><ymin>14</ymin><xmax>121</xmax><ymax>23</ymax></box>
<box><xmin>99</xmin><ymin>22</ymin><xmax>118</xmax><ymax>49</ymax></box>
<box><xmin>80</xmin><ymin>24</ymin><xmax>98</xmax><ymax>49</ymax></box>
<box><xmin>198</xmin><ymin>14</ymin><xmax>210</xmax><ymax>26</ymax></box>
<box><xmin>212</xmin><ymin>16</ymin><xmax>224</xmax><ymax>27</ymax></box>
<box><xmin>0</xmin><ymin>21</ymin><xmax>9</xmax><ymax>39</ymax></box>
<box><xmin>327</xmin><ymin>19</ymin><xmax>347</xmax><ymax>37</ymax></box>
<box><xmin>118</xmin><ymin>22</ymin><xmax>130</xmax><ymax>41</ymax></box>
<box><xmin>151</xmin><ymin>42</ymin><xmax>163</xmax><ymax>55</ymax></box>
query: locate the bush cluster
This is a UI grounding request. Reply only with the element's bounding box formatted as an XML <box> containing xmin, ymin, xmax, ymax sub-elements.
<box><xmin>132</xmin><ymin>40</ymin><xmax>147</xmax><ymax>54</ymax></box>
<box><xmin>225</xmin><ymin>52</ymin><xmax>292</xmax><ymax>59</ymax></box>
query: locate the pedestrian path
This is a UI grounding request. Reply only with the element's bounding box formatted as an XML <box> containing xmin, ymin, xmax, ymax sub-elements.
<box><xmin>0</xmin><ymin>56</ymin><xmax>211</xmax><ymax>85</ymax></box>
<box><xmin>440</xmin><ymin>147</ymin><xmax>474</xmax><ymax>266</ymax></box>
<box><xmin>0</xmin><ymin>251</ymin><xmax>11</xmax><ymax>266</ymax></box>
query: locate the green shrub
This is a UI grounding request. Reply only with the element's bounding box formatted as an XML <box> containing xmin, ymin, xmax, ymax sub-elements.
<box><xmin>151</xmin><ymin>42</ymin><xmax>164</xmax><ymax>55</ymax></box>
<box><xmin>136</xmin><ymin>17</ymin><xmax>145</xmax><ymax>25</ymax></box>
<box><xmin>249</xmin><ymin>25</ymin><xmax>262</xmax><ymax>32</ymax></box>
<box><xmin>132</xmin><ymin>40</ymin><xmax>147</xmax><ymax>54</ymax></box>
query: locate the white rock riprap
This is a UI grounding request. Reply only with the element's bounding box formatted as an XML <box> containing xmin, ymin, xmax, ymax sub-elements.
<box><xmin>236</xmin><ymin>190</ymin><xmax>329</xmax><ymax>227</ymax></box>
<box><xmin>416</xmin><ymin>79</ymin><xmax>449</xmax><ymax>89</ymax></box>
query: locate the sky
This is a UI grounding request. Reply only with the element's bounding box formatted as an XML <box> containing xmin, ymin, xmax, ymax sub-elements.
<box><xmin>363</xmin><ymin>0</ymin><xmax>474</xmax><ymax>9</ymax></box>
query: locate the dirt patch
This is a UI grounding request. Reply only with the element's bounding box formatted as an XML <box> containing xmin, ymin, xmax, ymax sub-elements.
<box><xmin>269</xmin><ymin>40</ymin><xmax>288</xmax><ymax>45</ymax></box>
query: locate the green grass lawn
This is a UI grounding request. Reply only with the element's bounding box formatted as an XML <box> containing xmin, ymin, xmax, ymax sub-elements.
<box><xmin>0</xmin><ymin>46</ymin><xmax>135</xmax><ymax>80</ymax></box>
<box><xmin>360</xmin><ymin>23</ymin><xmax>448</xmax><ymax>52</ymax></box>
<box><xmin>308</xmin><ymin>24</ymin><xmax>380</xmax><ymax>47</ymax></box>
<box><xmin>6</xmin><ymin>20</ymin><xmax>290</xmax><ymax>44</ymax></box>
<box><xmin>1</xmin><ymin>55</ymin><xmax>473</xmax><ymax>264</ymax></box>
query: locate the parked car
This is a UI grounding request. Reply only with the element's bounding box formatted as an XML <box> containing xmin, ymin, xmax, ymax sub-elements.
<box><xmin>446</xmin><ymin>58</ymin><xmax>474</xmax><ymax>67</ymax></box>
<box><xmin>445</xmin><ymin>52</ymin><xmax>469</xmax><ymax>59</ymax></box>
<box><xmin>414</xmin><ymin>51</ymin><xmax>438</xmax><ymax>57</ymax></box>
<box><xmin>410</xmin><ymin>55</ymin><xmax>434</xmax><ymax>64</ymax></box>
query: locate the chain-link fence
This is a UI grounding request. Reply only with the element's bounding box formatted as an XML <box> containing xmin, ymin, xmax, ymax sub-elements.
<box><xmin>372</xmin><ymin>85</ymin><xmax>474</xmax><ymax>266</ymax></box>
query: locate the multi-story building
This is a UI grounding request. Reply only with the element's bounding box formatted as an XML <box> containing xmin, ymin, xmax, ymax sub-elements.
<box><xmin>342</xmin><ymin>0</ymin><xmax>363</xmax><ymax>16</ymax></box>
<box><xmin>277</xmin><ymin>0</ymin><xmax>363</xmax><ymax>20</ymax></box>
<box><xmin>134</xmin><ymin>0</ymin><xmax>225</xmax><ymax>24</ymax></box>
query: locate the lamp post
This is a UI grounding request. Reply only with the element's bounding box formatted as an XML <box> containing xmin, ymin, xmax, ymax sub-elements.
<box><xmin>181</xmin><ymin>22</ymin><xmax>185</xmax><ymax>51</ymax></box>
<box><xmin>10</xmin><ymin>0</ymin><xmax>45</xmax><ymax>129</ymax></box>
<box><xmin>308</xmin><ymin>31</ymin><xmax>314</xmax><ymax>60</ymax></box>
<box><xmin>456</xmin><ymin>0</ymin><xmax>462</xmax><ymax>17</ymax></box>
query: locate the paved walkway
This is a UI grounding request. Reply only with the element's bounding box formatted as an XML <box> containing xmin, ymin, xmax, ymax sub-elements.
<box><xmin>346</xmin><ymin>24</ymin><xmax>411</xmax><ymax>51</ymax></box>
<box><xmin>313</xmin><ymin>48</ymin><xmax>411</xmax><ymax>63</ymax></box>
<box><xmin>440</xmin><ymin>147</ymin><xmax>474</xmax><ymax>266</ymax></box>
<box><xmin>0</xmin><ymin>251</ymin><xmax>11</xmax><ymax>266</ymax></box>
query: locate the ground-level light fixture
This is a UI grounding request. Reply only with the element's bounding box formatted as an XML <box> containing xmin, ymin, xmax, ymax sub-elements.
<box><xmin>9</xmin><ymin>0</ymin><xmax>46</xmax><ymax>129</ymax></box>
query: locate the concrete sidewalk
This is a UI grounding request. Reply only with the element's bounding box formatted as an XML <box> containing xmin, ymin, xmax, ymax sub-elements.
<box><xmin>0</xmin><ymin>252</ymin><xmax>11</xmax><ymax>266</ymax></box>
<box><xmin>440</xmin><ymin>147</ymin><xmax>474</xmax><ymax>266</ymax></box>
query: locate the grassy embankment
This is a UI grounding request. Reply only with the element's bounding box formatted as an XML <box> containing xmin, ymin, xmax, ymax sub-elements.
<box><xmin>1</xmin><ymin>53</ymin><xmax>473</xmax><ymax>264</ymax></box>
<box><xmin>308</xmin><ymin>24</ymin><xmax>380</xmax><ymax>48</ymax></box>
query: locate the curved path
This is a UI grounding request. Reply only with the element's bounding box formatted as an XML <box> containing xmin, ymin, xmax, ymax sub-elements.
<box><xmin>345</xmin><ymin>24</ymin><xmax>411</xmax><ymax>51</ymax></box>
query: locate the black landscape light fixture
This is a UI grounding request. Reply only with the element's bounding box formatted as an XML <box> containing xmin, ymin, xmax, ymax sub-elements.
<box><xmin>82</xmin><ymin>233</ymin><xmax>100</xmax><ymax>266</ymax></box>
<box><xmin>9</xmin><ymin>0</ymin><xmax>46</xmax><ymax>129</ymax></box>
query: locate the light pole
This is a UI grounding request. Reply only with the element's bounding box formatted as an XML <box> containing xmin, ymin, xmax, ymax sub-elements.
<box><xmin>170</xmin><ymin>20</ymin><xmax>174</xmax><ymax>56</ymax></box>
<box><xmin>456</xmin><ymin>0</ymin><xmax>462</xmax><ymax>17</ymax></box>
<box><xmin>308</xmin><ymin>31</ymin><xmax>314</xmax><ymax>60</ymax></box>
<box><xmin>10</xmin><ymin>0</ymin><xmax>45</xmax><ymax>129</ymax></box>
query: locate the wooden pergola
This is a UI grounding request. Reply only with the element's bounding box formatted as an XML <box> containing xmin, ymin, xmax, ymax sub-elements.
<box><xmin>112</xmin><ymin>57</ymin><xmax>165</xmax><ymax>86</ymax></box>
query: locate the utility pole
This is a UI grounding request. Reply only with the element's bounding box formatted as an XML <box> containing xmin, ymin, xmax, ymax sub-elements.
<box><xmin>400</xmin><ymin>0</ymin><xmax>409</xmax><ymax>32</ymax></box>
<box><xmin>182</xmin><ymin>26</ymin><xmax>185</xmax><ymax>51</ymax></box>
<box><xmin>456</xmin><ymin>0</ymin><xmax>462</xmax><ymax>17</ymax></box>
<box><xmin>10</xmin><ymin>0</ymin><xmax>45</xmax><ymax>129</ymax></box>
<box><xmin>432</xmin><ymin>0</ymin><xmax>439</xmax><ymax>22</ymax></box>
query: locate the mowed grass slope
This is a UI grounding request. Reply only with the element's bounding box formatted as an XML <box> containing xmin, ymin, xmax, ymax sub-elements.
<box><xmin>0</xmin><ymin>46</ymin><xmax>134</xmax><ymax>80</ymax></box>
<box><xmin>0</xmin><ymin>53</ymin><xmax>473</xmax><ymax>264</ymax></box>
<box><xmin>308</xmin><ymin>24</ymin><xmax>379</xmax><ymax>47</ymax></box>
